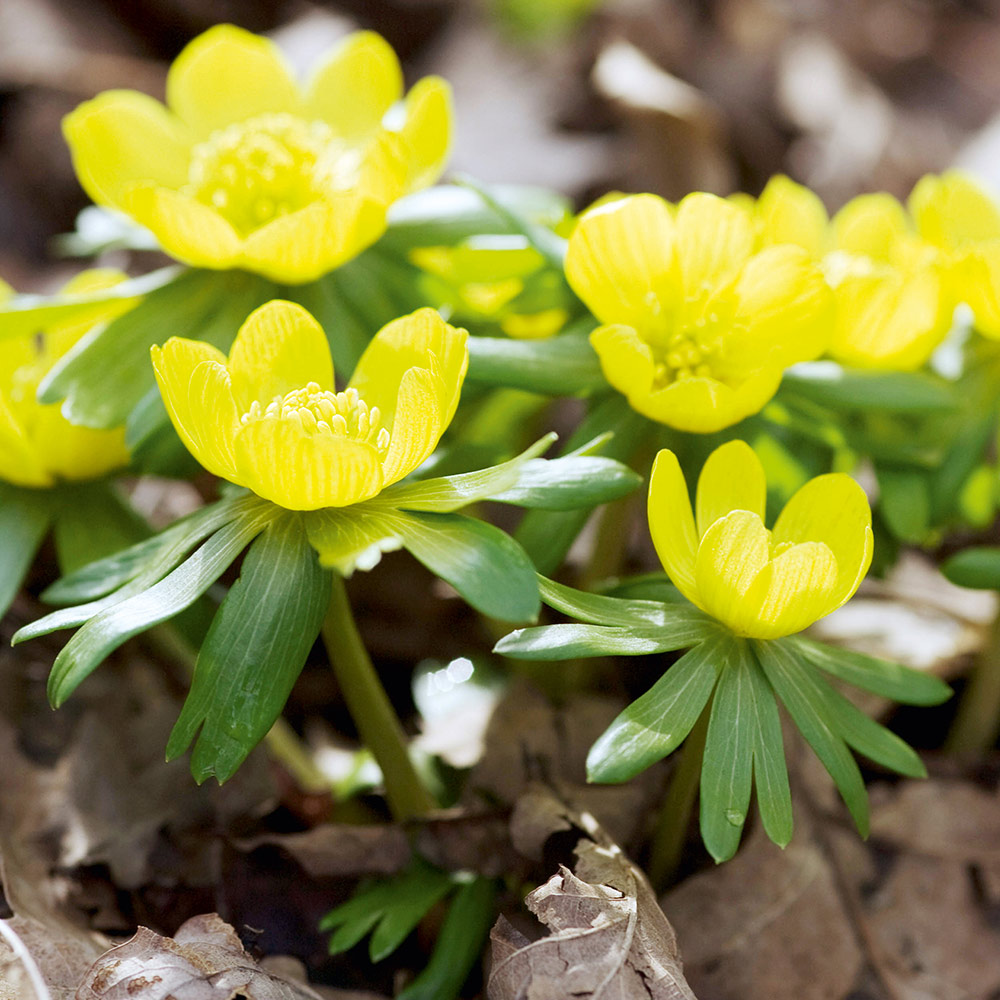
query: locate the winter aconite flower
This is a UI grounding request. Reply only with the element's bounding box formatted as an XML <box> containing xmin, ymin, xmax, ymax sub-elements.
<box><xmin>151</xmin><ymin>301</ymin><xmax>468</xmax><ymax>510</ymax></box>
<box><xmin>752</xmin><ymin>176</ymin><xmax>953</xmax><ymax>371</ymax></box>
<box><xmin>565</xmin><ymin>192</ymin><xmax>834</xmax><ymax>433</ymax></box>
<box><xmin>648</xmin><ymin>439</ymin><xmax>873</xmax><ymax>639</ymax></box>
<box><xmin>909</xmin><ymin>170</ymin><xmax>1000</xmax><ymax>338</ymax></box>
<box><xmin>64</xmin><ymin>25</ymin><xmax>452</xmax><ymax>283</ymax></box>
<box><xmin>0</xmin><ymin>271</ymin><xmax>131</xmax><ymax>488</ymax></box>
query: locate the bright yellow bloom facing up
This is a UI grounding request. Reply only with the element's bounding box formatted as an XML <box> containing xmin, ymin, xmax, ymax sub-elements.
<box><xmin>648</xmin><ymin>440</ymin><xmax>873</xmax><ymax>639</ymax></box>
<box><xmin>0</xmin><ymin>271</ymin><xmax>131</xmax><ymax>488</ymax></box>
<box><xmin>565</xmin><ymin>192</ymin><xmax>834</xmax><ymax>433</ymax></box>
<box><xmin>152</xmin><ymin>301</ymin><xmax>468</xmax><ymax>510</ymax></box>
<box><xmin>909</xmin><ymin>170</ymin><xmax>1000</xmax><ymax>338</ymax></box>
<box><xmin>752</xmin><ymin>176</ymin><xmax>953</xmax><ymax>371</ymax></box>
<box><xmin>64</xmin><ymin>25</ymin><xmax>452</xmax><ymax>283</ymax></box>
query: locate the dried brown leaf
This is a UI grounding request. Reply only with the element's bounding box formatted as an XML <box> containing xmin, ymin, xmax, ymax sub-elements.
<box><xmin>75</xmin><ymin>914</ymin><xmax>324</xmax><ymax>1000</ymax></box>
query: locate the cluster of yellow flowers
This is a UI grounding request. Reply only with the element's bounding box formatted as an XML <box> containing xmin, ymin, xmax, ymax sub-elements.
<box><xmin>6</xmin><ymin>20</ymin><xmax>1000</xmax><ymax>653</ymax></box>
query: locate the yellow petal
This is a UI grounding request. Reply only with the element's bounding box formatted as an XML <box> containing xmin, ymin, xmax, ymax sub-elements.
<box><xmin>956</xmin><ymin>245</ymin><xmax>1000</xmax><ymax>339</ymax></box>
<box><xmin>233</xmin><ymin>418</ymin><xmax>382</xmax><ymax>510</ymax></box>
<box><xmin>151</xmin><ymin>339</ymin><xmax>239</xmax><ymax>480</ymax></box>
<box><xmin>695</xmin><ymin>440</ymin><xmax>766</xmax><ymax>538</ymax></box>
<box><xmin>395</xmin><ymin>76</ymin><xmax>453</xmax><ymax>193</ymax></box>
<box><xmin>355</xmin><ymin>130</ymin><xmax>409</xmax><ymax>207</ymax></box>
<box><xmin>227</xmin><ymin>300</ymin><xmax>334</xmax><ymax>411</ymax></box>
<box><xmin>647</xmin><ymin>449</ymin><xmax>699</xmax><ymax>604</ymax></box>
<box><xmin>832</xmin><ymin>193</ymin><xmax>908</xmax><ymax>262</ymax></box>
<box><xmin>166</xmin><ymin>24</ymin><xmax>300</xmax><ymax>137</ymax></box>
<box><xmin>694</xmin><ymin>510</ymin><xmax>770</xmax><ymax>632</ymax></box>
<box><xmin>30</xmin><ymin>409</ymin><xmax>129</xmax><ymax>482</ymax></box>
<box><xmin>349</xmin><ymin>308</ymin><xmax>468</xmax><ymax>431</ymax></box>
<box><xmin>589</xmin><ymin>324</ymin><xmax>655</xmax><ymax>402</ymax></box>
<box><xmin>909</xmin><ymin>170</ymin><xmax>1000</xmax><ymax>250</ymax></box>
<box><xmin>380</xmin><ymin>367</ymin><xmax>449</xmax><ymax>486</ymax></box>
<box><xmin>0</xmin><ymin>391</ymin><xmax>52</xmax><ymax>488</ymax></box>
<box><xmin>772</xmin><ymin>473</ymin><xmax>873</xmax><ymax>609</ymax></box>
<box><xmin>727</xmin><ymin>245</ymin><xmax>833</xmax><ymax>370</ymax></box>
<box><xmin>62</xmin><ymin>90</ymin><xmax>191</xmax><ymax>208</ymax></box>
<box><xmin>239</xmin><ymin>195</ymin><xmax>387</xmax><ymax>283</ymax></box>
<box><xmin>739</xmin><ymin>540</ymin><xmax>839</xmax><ymax>639</ymax></box>
<box><xmin>57</xmin><ymin>268</ymin><xmax>129</xmax><ymax>296</ymax></box>
<box><xmin>632</xmin><ymin>369</ymin><xmax>783</xmax><ymax>433</ymax></box>
<box><xmin>123</xmin><ymin>184</ymin><xmax>241</xmax><ymax>270</ymax></box>
<box><xmin>674</xmin><ymin>192</ymin><xmax>754</xmax><ymax>308</ymax></box>
<box><xmin>755</xmin><ymin>175</ymin><xmax>827</xmax><ymax>255</ymax></box>
<box><xmin>565</xmin><ymin>194</ymin><xmax>676</xmax><ymax>327</ymax></box>
<box><xmin>829</xmin><ymin>269</ymin><xmax>951</xmax><ymax>370</ymax></box>
<box><xmin>305</xmin><ymin>31</ymin><xmax>403</xmax><ymax>139</ymax></box>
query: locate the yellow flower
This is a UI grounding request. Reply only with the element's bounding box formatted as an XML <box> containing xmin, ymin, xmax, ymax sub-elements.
<box><xmin>63</xmin><ymin>25</ymin><xmax>452</xmax><ymax>284</ymax></box>
<box><xmin>648</xmin><ymin>440</ymin><xmax>872</xmax><ymax>639</ymax></box>
<box><xmin>151</xmin><ymin>301</ymin><xmax>468</xmax><ymax>510</ymax></box>
<box><xmin>565</xmin><ymin>192</ymin><xmax>833</xmax><ymax>433</ymax></box>
<box><xmin>0</xmin><ymin>271</ymin><xmax>131</xmax><ymax>488</ymax></box>
<box><xmin>909</xmin><ymin>170</ymin><xmax>1000</xmax><ymax>338</ymax></box>
<box><xmin>753</xmin><ymin>176</ymin><xmax>953</xmax><ymax>370</ymax></box>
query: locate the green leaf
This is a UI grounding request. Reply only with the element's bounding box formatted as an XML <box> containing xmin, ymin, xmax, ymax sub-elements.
<box><xmin>466</xmin><ymin>329</ymin><xmax>605</xmax><ymax>395</ymax></box>
<box><xmin>754</xmin><ymin>639</ymin><xmax>870</xmax><ymax>837</ymax></box>
<box><xmin>382</xmin><ymin>183</ymin><xmax>571</xmax><ymax>251</ymax></box>
<box><xmin>397</xmin><ymin>876</ymin><xmax>497</xmax><ymax>1000</ymax></box>
<box><xmin>700</xmin><ymin>642</ymin><xmax>755</xmax><ymax>863</ymax></box>
<box><xmin>495</xmin><ymin>610</ymin><xmax>715</xmax><ymax>660</ymax></box>
<box><xmin>304</xmin><ymin>506</ymin><xmax>406</xmax><ymax>576</ymax></box>
<box><xmin>929</xmin><ymin>409</ymin><xmax>997</xmax><ymax>522</ymax></box>
<box><xmin>44</xmin><ymin>503</ymin><xmax>277</xmax><ymax>707</ymax></box>
<box><xmin>790</xmin><ymin>636</ymin><xmax>952</xmax><ymax>706</ymax></box>
<box><xmin>397</xmin><ymin>511</ymin><xmax>540</xmax><ymax>622</ymax></box>
<box><xmin>39</xmin><ymin>269</ymin><xmax>275</xmax><ymax>429</ymax></box>
<box><xmin>941</xmin><ymin>546</ymin><xmax>1000</xmax><ymax>591</ymax></box>
<box><xmin>0</xmin><ymin>266</ymin><xmax>179</xmax><ymax>341</ymax></box>
<box><xmin>516</xmin><ymin>395</ymin><xmax>648</xmax><ymax>575</ymax></box>
<box><xmin>0</xmin><ymin>486</ymin><xmax>52</xmax><ymax>618</ymax></box>
<box><xmin>377</xmin><ymin>434</ymin><xmax>556</xmax><ymax>512</ymax></box>
<box><xmin>50</xmin><ymin>481</ymin><xmax>149</xmax><ymax>576</ymax></box>
<box><xmin>29</xmin><ymin>494</ymin><xmax>259</xmax><ymax>634</ymax></box>
<box><xmin>601</xmin><ymin>573</ymin><xmax>687</xmax><ymax>605</ymax></box>
<box><xmin>586</xmin><ymin>632</ymin><xmax>729</xmax><ymax>783</ymax></box>
<box><xmin>744</xmin><ymin>649</ymin><xmax>793</xmax><ymax>849</ymax></box>
<box><xmin>876</xmin><ymin>464</ymin><xmax>930</xmax><ymax>543</ymax></box>
<box><xmin>782</xmin><ymin>363</ymin><xmax>957</xmax><ymax>413</ymax></box>
<box><xmin>538</xmin><ymin>575</ymin><xmax>681</xmax><ymax>627</ymax></box>
<box><xmin>320</xmin><ymin>860</ymin><xmax>455</xmax><ymax>962</ymax></box>
<box><xmin>167</xmin><ymin>513</ymin><xmax>331</xmax><ymax>783</ymax></box>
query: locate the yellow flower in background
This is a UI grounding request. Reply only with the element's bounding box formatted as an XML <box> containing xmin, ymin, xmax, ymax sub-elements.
<box><xmin>648</xmin><ymin>440</ymin><xmax>873</xmax><ymax>639</ymax></box>
<box><xmin>909</xmin><ymin>170</ymin><xmax>1000</xmax><ymax>338</ymax></box>
<box><xmin>152</xmin><ymin>301</ymin><xmax>468</xmax><ymax>510</ymax></box>
<box><xmin>565</xmin><ymin>192</ymin><xmax>833</xmax><ymax>433</ymax></box>
<box><xmin>64</xmin><ymin>25</ymin><xmax>452</xmax><ymax>284</ymax></box>
<box><xmin>753</xmin><ymin>176</ymin><xmax>953</xmax><ymax>371</ymax></box>
<box><xmin>0</xmin><ymin>271</ymin><xmax>131</xmax><ymax>488</ymax></box>
<box><xmin>411</xmin><ymin>236</ymin><xmax>570</xmax><ymax>340</ymax></box>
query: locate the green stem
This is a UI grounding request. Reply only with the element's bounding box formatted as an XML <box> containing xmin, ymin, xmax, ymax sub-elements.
<box><xmin>322</xmin><ymin>574</ymin><xmax>436</xmax><ymax>821</ymax></box>
<box><xmin>946</xmin><ymin>610</ymin><xmax>1000</xmax><ymax>752</ymax></box>
<box><xmin>647</xmin><ymin>702</ymin><xmax>710</xmax><ymax>891</ymax></box>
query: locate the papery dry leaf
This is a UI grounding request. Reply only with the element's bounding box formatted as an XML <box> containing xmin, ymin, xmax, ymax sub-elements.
<box><xmin>234</xmin><ymin>824</ymin><xmax>411</xmax><ymax>879</ymax></box>
<box><xmin>75</xmin><ymin>913</ymin><xmax>324</xmax><ymax>1000</ymax></box>
<box><xmin>489</xmin><ymin>788</ymin><xmax>697</xmax><ymax>1000</ymax></box>
<box><xmin>665</xmin><ymin>753</ymin><xmax>1000</xmax><ymax>1000</ymax></box>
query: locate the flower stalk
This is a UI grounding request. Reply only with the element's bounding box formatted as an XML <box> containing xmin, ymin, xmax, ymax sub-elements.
<box><xmin>322</xmin><ymin>573</ymin><xmax>436</xmax><ymax>820</ymax></box>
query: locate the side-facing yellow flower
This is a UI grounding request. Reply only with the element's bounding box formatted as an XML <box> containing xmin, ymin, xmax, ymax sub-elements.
<box><xmin>753</xmin><ymin>176</ymin><xmax>953</xmax><ymax>370</ymax></box>
<box><xmin>64</xmin><ymin>25</ymin><xmax>452</xmax><ymax>283</ymax></box>
<box><xmin>648</xmin><ymin>439</ymin><xmax>873</xmax><ymax>639</ymax></box>
<box><xmin>152</xmin><ymin>301</ymin><xmax>468</xmax><ymax>510</ymax></box>
<box><xmin>565</xmin><ymin>192</ymin><xmax>833</xmax><ymax>433</ymax></box>
<box><xmin>0</xmin><ymin>271</ymin><xmax>131</xmax><ymax>488</ymax></box>
<box><xmin>909</xmin><ymin>170</ymin><xmax>1000</xmax><ymax>338</ymax></box>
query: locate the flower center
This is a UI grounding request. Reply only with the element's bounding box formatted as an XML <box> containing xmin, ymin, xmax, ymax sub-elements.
<box><xmin>240</xmin><ymin>382</ymin><xmax>390</xmax><ymax>458</ymax></box>
<box><xmin>185</xmin><ymin>113</ymin><xmax>362</xmax><ymax>235</ymax></box>
<box><xmin>645</xmin><ymin>311</ymin><xmax>724</xmax><ymax>389</ymax></box>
